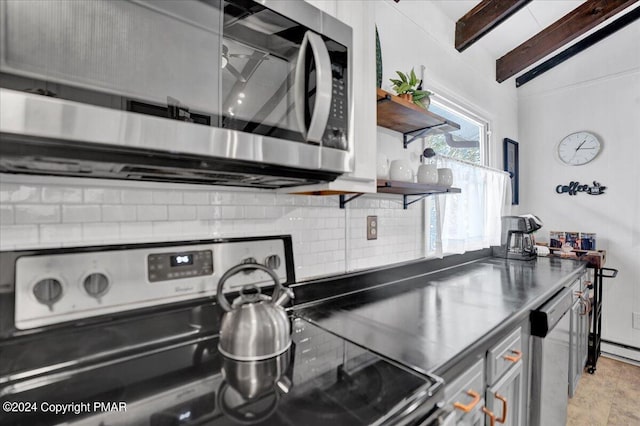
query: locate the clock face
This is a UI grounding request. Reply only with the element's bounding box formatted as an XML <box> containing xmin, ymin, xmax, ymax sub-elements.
<box><xmin>557</xmin><ymin>131</ymin><xmax>601</xmax><ymax>166</ymax></box>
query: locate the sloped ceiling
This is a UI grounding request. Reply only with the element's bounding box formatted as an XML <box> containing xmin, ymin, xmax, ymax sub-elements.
<box><xmin>434</xmin><ymin>0</ymin><xmax>639</xmax><ymax>85</ymax></box>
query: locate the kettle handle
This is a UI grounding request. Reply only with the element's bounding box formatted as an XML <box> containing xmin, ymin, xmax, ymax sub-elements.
<box><xmin>216</xmin><ymin>263</ymin><xmax>284</xmax><ymax>312</ymax></box>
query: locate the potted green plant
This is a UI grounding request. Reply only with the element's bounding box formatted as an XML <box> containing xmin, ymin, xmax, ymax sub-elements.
<box><xmin>389</xmin><ymin>68</ymin><xmax>432</xmax><ymax>109</ymax></box>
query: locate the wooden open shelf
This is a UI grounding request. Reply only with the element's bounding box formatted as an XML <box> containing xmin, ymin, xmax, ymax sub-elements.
<box><xmin>376</xmin><ymin>88</ymin><xmax>460</xmax><ymax>147</ymax></box>
<box><xmin>339</xmin><ymin>179</ymin><xmax>461</xmax><ymax>210</ymax></box>
<box><xmin>376</xmin><ymin>179</ymin><xmax>461</xmax><ymax>195</ymax></box>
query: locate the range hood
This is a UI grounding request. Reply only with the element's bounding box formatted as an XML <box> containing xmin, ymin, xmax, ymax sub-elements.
<box><xmin>0</xmin><ymin>89</ymin><xmax>343</xmax><ymax>189</ymax></box>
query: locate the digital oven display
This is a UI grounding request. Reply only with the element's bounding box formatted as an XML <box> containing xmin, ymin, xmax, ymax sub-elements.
<box><xmin>170</xmin><ymin>254</ymin><xmax>193</xmax><ymax>267</ymax></box>
<box><xmin>148</xmin><ymin>249</ymin><xmax>212</xmax><ymax>282</ymax></box>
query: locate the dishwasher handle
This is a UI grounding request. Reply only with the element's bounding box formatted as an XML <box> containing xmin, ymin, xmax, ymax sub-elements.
<box><xmin>530</xmin><ymin>287</ymin><xmax>573</xmax><ymax>337</ymax></box>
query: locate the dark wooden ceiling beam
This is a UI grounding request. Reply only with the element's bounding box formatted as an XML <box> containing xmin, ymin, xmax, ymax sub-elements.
<box><xmin>496</xmin><ymin>0</ymin><xmax>640</xmax><ymax>83</ymax></box>
<box><xmin>455</xmin><ymin>0</ymin><xmax>532</xmax><ymax>52</ymax></box>
<box><xmin>516</xmin><ymin>6</ymin><xmax>640</xmax><ymax>87</ymax></box>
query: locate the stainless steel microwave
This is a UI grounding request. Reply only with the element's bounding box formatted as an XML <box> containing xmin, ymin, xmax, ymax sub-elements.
<box><xmin>0</xmin><ymin>0</ymin><xmax>353</xmax><ymax>188</ymax></box>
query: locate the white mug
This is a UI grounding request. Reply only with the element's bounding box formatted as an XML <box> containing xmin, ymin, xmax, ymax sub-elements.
<box><xmin>376</xmin><ymin>156</ymin><xmax>390</xmax><ymax>179</ymax></box>
<box><xmin>437</xmin><ymin>168</ymin><xmax>453</xmax><ymax>187</ymax></box>
<box><xmin>389</xmin><ymin>160</ymin><xmax>413</xmax><ymax>182</ymax></box>
<box><xmin>417</xmin><ymin>164</ymin><xmax>438</xmax><ymax>184</ymax></box>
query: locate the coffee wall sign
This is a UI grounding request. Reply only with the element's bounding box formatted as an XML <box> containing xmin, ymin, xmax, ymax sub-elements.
<box><xmin>556</xmin><ymin>181</ymin><xmax>606</xmax><ymax>196</ymax></box>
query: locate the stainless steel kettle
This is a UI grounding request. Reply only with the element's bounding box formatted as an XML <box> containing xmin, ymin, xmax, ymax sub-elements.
<box><xmin>217</xmin><ymin>263</ymin><xmax>294</xmax><ymax>361</ymax></box>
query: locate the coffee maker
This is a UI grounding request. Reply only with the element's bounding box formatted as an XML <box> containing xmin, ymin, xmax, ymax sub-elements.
<box><xmin>494</xmin><ymin>215</ymin><xmax>543</xmax><ymax>260</ymax></box>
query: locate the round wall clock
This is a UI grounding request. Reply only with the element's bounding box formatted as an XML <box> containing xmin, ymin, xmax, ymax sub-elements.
<box><xmin>557</xmin><ymin>131</ymin><xmax>602</xmax><ymax>166</ymax></box>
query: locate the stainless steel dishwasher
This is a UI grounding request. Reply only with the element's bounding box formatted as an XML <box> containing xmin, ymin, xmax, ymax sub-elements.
<box><xmin>529</xmin><ymin>287</ymin><xmax>574</xmax><ymax>426</ymax></box>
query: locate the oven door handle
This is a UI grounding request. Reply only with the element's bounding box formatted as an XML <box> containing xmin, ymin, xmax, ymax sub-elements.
<box><xmin>294</xmin><ymin>30</ymin><xmax>332</xmax><ymax>143</ymax></box>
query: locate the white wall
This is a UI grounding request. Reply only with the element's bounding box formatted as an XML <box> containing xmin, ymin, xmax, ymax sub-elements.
<box><xmin>0</xmin><ymin>1</ymin><xmax>518</xmax><ymax>283</ymax></box>
<box><xmin>517</xmin><ymin>20</ymin><xmax>640</xmax><ymax>358</ymax></box>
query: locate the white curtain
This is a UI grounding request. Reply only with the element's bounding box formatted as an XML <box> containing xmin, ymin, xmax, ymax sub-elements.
<box><xmin>431</xmin><ymin>157</ymin><xmax>512</xmax><ymax>256</ymax></box>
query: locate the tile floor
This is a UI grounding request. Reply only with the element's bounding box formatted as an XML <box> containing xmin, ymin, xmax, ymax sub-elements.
<box><xmin>567</xmin><ymin>356</ymin><xmax>640</xmax><ymax>425</ymax></box>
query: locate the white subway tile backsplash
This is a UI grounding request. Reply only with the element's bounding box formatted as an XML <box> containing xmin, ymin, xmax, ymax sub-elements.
<box><xmin>211</xmin><ymin>191</ymin><xmax>231</xmax><ymax>205</ymax></box>
<box><xmin>275</xmin><ymin>193</ymin><xmax>296</xmax><ymax>205</ymax></box>
<box><xmin>264</xmin><ymin>206</ymin><xmax>284</xmax><ymax>219</ymax></box>
<box><xmin>137</xmin><ymin>205</ymin><xmax>167</xmax><ymax>221</ymax></box>
<box><xmin>84</xmin><ymin>188</ymin><xmax>121</xmax><ymax>204</ymax></box>
<box><xmin>180</xmin><ymin>220</ymin><xmax>209</xmax><ymax>236</ymax></box>
<box><xmin>0</xmin><ymin>176</ymin><xmax>427</xmax><ymax>281</ymax></box>
<box><xmin>324</xmin><ymin>239</ymin><xmax>340</xmax><ymax>251</ymax></box>
<box><xmin>42</xmin><ymin>187</ymin><xmax>82</xmax><ymax>203</ymax></box>
<box><xmin>254</xmin><ymin>193</ymin><xmax>276</xmax><ymax>205</ymax></box>
<box><xmin>221</xmin><ymin>206</ymin><xmax>243</xmax><ymax>219</ymax></box>
<box><xmin>1</xmin><ymin>184</ymin><xmax>40</xmax><ymax>203</ymax></box>
<box><xmin>0</xmin><ymin>225</ymin><xmax>39</xmax><ymax>249</ymax></box>
<box><xmin>152</xmin><ymin>221</ymin><xmax>184</xmax><ymax>237</ymax></box>
<box><xmin>301</xmin><ymin>229</ymin><xmax>319</xmax><ymax>242</ymax></box>
<box><xmin>309</xmin><ymin>197</ymin><xmax>327</xmax><ymax>207</ymax></box>
<box><xmin>102</xmin><ymin>205</ymin><xmax>136</xmax><ymax>222</ymax></box>
<box><xmin>153</xmin><ymin>191</ymin><xmax>183</xmax><ymax>205</ymax></box>
<box><xmin>183</xmin><ymin>191</ymin><xmax>210</xmax><ymax>205</ymax></box>
<box><xmin>82</xmin><ymin>222</ymin><xmax>120</xmax><ymax>241</ymax></box>
<box><xmin>15</xmin><ymin>205</ymin><xmax>60</xmax><ymax>224</ymax></box>
<box><xmin>40</xmin><ymin>224</ymin><xmax>82</xmax><ymax>244</ymax></box>
<box><xmin>121</xmin><ymin>190</ymin><xmax>152</xmax><ymax>205</ymax></box>
<box><xmin>197</xmin><ymin>206</ymin><xmax>221</xmax><ymax>220</ymax></box>
<box><xmin>63</xmin><ymin>205</ymin><xmax>101</xmax><ymax>223</ymax></box>
<box><xmin>0</xmin><ymin>205</ymin><xmax>14</xmax><ymax>225</ymax></box>
<box><xmin>244</xmin><ymin>206</ymin><xmax>266</xmax><ymax>219</ymax></box>
<box><xmin>234</xmin><ymin>193</ymin><xmax>257</xmax><ymax>205</ymax></box>
<box><xmin>168</xmin><ymin>205</ymin><xmax>196</xmax><ymax>221</ymax></box>
<box><xmin>120</xmin><ymin>222</ymin><xmax>153</xmax><ymax>239</ymax></box>
<box><xmin>293</xmin><ymin>196</ymin><xmax>310</xmax><ymax>206</ymax></box>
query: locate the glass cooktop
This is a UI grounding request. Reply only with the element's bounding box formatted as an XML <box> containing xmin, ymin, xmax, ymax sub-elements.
<box><xmin>0</xmin><ymin>317</ymin><xmax>440</xmax><ymax>426</ymax></box>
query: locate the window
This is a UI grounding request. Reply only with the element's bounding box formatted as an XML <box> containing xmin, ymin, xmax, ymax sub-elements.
<box><xmin>423</xmin><ymin>97</ymin><xmax>509</xmax><ymax>258</ymax></box>
<box><xmin>424</xmin><ymin>98</ymin><xmax>488</xmax><ymax>165</ymax></box>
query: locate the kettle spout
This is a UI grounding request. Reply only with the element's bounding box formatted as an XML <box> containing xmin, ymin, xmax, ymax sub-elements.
<box><xmin>274</xmin><ymin>286</ymin><xmax>294</xmax><ymax>307</ymax></box>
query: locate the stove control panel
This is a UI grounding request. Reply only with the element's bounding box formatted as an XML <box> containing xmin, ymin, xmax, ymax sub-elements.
<box><xmin>147</xmin><ymin>250</ymin><xmax>213</xmax><ymax>282</ymax></box>
<box><xmin>14</xmin><ymin>238</ymin><xmax>289</xmax><ymax>330</ymax></box>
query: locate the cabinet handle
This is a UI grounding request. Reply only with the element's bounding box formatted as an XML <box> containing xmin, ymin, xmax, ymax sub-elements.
<box><xmin>452</xmin><ymin>389</ymin><xmax>481</xmax><ymax>412</ymax></box>
<box><xmin>482</xmin><ymin>407</ymin><xmax>496</xmax><ymax>426</ymax></box>
<box><xmin>583</xmin><ymin>294</ymin><xmax>592</xmax><ymax>315</ymax></box>
<box><xmin>579</xmin><ymin>299</ymin><xmax>589</xmax><ymax>316</ymax></box>
<box><xmin>495</xmin><ymin>393</ymin><xmax>508</xmax><ymax>424</ymax></box>
<box><xmin>503</xmin><ymin>349</ymin><xmax>522</xmax><ymax>363</ymax></box>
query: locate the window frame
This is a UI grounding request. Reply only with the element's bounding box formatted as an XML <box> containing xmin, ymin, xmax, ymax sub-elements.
<box><xmin>423</xmin><ymin>94</ymin><xmax>492</xmax><ymax>258</ymax></box>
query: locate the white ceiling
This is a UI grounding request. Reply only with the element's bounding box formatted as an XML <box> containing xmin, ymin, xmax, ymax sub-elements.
<box><xmin>434</xmin><ymin>0</ymin><xmax>585</xmax><ymax>58</ymax></box>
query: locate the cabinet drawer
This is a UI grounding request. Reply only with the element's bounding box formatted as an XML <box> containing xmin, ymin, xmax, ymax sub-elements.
<box><xmin>486</xmin><ymin>327</ymin><xmax>522</xmax><ymax>386</ymax></box>
<box><xmin>444</xmin><ymin>359</ymin><xmax>485</xmax><ymax>424</ymax></box>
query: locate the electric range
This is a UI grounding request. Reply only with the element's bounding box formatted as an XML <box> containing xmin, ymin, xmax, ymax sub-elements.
<box><xmin>0</xmin><ymin>236</ymin><xmax>446</xmax><ymax>425</ymax></box>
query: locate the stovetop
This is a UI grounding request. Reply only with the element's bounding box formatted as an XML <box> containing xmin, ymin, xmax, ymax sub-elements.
<box><xmin>0</xmin><ymin>315</ymin><xmax>441</xmax><ymax>426</ymax></box>
<box><xmin>0</xmin><ymin>236</ymin><xmax>445</xmax><ymax>425</ymax></box>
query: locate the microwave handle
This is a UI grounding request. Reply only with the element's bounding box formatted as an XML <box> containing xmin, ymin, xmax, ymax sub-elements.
<box><xmin>294</xmin><ymin>31</ymin><xmax>332</xmax><ymax>143</ymax></box>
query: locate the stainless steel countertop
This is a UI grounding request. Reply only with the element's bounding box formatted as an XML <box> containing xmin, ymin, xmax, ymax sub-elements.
<box><xmin>295</xmin><ymin>256</ymin><xmax>587</xmax><ymax>376</ymax></box>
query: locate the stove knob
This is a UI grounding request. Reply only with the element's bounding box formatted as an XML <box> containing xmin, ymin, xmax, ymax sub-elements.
<box><xmin>264</xmin><ymin>254</ymin><xmax>281</xmax><ymax>270</ymax></box>
<box><xmin>83</xmin><ymin>273</ymin><xmax>110</xmax><ymax>298</ymax></box>
<box><xmin>32</xmin><ymin>278</ymin><xmax>63</xmax><ymax>307</ymax></box>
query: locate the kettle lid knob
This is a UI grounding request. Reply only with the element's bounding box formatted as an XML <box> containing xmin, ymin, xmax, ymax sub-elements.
<box><xmin>216</xmin><ymin>263</ymin><xmax>291</xmax><ymax>312</ymax></box>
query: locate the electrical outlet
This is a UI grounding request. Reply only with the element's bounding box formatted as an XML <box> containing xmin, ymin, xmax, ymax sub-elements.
<box><xmin>367</xmin><ymin>216</ymin><xmax>378</xmax><ymax>240</ymax></box>
<box><xmin>633</xmin><ymin>312</ymin><xmax>640</xmax><ymax>330</ymax></box>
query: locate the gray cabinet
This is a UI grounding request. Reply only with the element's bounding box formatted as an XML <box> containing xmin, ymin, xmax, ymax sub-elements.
<box><xmin>443</xmin><ymin>359</ymin><xmax>485</xmax><ymax>425</ymax></box>
<box><xmin>485</xmin><ymin>327</ymin><xmax>526</xmax><ymax>426</ymax></box>
<box><xmin>486</xmin><ymin>361</ymin><xmax>523</xmax><ymax>426</ymax></box>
